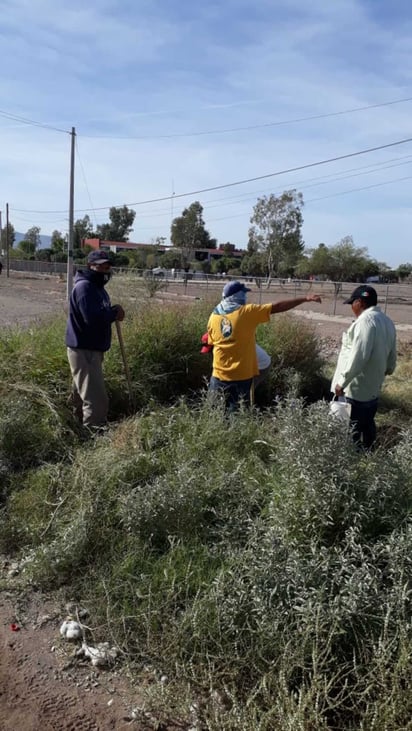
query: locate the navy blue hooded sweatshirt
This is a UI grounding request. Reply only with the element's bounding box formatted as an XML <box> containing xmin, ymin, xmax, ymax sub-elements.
<box><xmin>65</xmin><ymin>269</ymin><xmax>118</xmax><ymax>351</ymax></box>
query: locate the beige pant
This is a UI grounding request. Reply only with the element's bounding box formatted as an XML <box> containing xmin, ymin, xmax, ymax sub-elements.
<box><xmin>67</xmin><ymin>348</ymin><xmax>109</xmax><ymax>427</ymax></box>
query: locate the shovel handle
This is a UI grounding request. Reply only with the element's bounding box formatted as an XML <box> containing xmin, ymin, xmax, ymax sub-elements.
<box><xmin>115</xmin><ymin>320</ymin><xmax>134</xmax><ymax>407</ymax></box>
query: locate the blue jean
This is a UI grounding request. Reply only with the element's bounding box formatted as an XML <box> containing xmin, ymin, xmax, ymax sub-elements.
<box><xmin>346</xmin><ymin>397</ymin><xmax>378</xmax><ymax>450</ymax></box>
<box><xmin>208</xmin><ymin>376</ymin><xmax>253</xmax><ymax>412</ymax></box>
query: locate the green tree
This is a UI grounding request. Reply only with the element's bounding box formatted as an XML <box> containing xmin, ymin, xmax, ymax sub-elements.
<box><xmin>96</xmin><ymin>206</ymin><xmax>136</xmax><ymax>242</ymax></box>
<box><xmin>171</xmin><ymin>201</ymin><xmax>217</xmax><ymax>265</ymax></box>
<box><xmin>74</xmin><ymin>215</ymin><xmax>94</xmax><ymax>248</ymax></box>
<box><xmin>17</xmin><ymin>239</ymin><xmax>36</xmax><ymax>258</ymax></box>
<box><xmin>112</xmin><ymin>252</ymin><xmax>130</xmax><ymax>267</ymax></box>
<box><xmin>397</xmin><ymin>262</ymin><xmax>412</xmax><ymax>280</ymax></box>
<box><xmin>248</xmin><ymin>190</ymin><xmax>304</xmax><ymax>277</ymax></box>
<box><xmin>211</xmin><ymin>256</ymin><xmax>240</xmax><ymax>274</ymax></box>
<box><xmin>327</xmin><ymin>236</ymin><xmax>373</xmax><ymax>281</ymax></box>
<box><xmin>36</xmin><ymin>248</ymin><xmax>52</xmax><ymax>262</ymax></box>
<box><xmin>51</xmin><ymin>229</ymin><xmax>65</xmax><ymax>252</ymax></box>
<box><xmin>73</xmin><ymin>247</ymin><xmax>88</xmax><ymax>263</ymax></box>
<box><xmin>160</xmin><ymin>249</ymin><xmax>183</xmax><ymax>269</ymax></box>
<box><xmin>295</xmin><ymin>243</ymin><xmax>338</xmax><ymax>279</ymax></box>
<box><xmin>240</xmin><ymin>252</ymin><xmax>267</xmax><ymax>277</ymax></box>
<box><xmin>298</xmin><ymin>238</ymin><xmax>380</xmax><ymax>281</ymax></box>
<box><xmin>24</xmin><ymin>226</ymin><xmax>41</xmax><ymax>250</ymax></box>
<box><xmin>0</xmin><ymin>222</ymin><xmax>15</xmax><ymax>249</ymax></box>
<box><xmin>306</xmin><ymin>243</ymin><xmax>333</xmax><ymax>278</ymax></box>
<box><xmin>126</xmin><ymin>248</ymin><xmax>152</xmax><ymax>270</ymax></box>
<box><xmin>48</xmin><ymin>229</ymin><xmax>67</xmax><ymax>262</ymax></box>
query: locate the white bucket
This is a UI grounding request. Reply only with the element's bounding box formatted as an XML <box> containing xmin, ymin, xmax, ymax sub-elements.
<box><xmin>330</xmin><ymin>398</ymin><xmax>351</xmax><ymax>423</ymax></box>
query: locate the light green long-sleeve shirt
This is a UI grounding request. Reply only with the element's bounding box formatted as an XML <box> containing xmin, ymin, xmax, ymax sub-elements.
<box><xmin>331</xmin><ymin>306</ymin><xmax>397</xmax><ymax>401</ymax></box>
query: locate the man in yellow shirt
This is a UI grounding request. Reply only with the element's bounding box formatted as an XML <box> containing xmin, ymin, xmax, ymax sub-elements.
<box><xmin>207</xmin><ymin>280</ymin><xmax>322</xmax><ymax>410</ymax></box>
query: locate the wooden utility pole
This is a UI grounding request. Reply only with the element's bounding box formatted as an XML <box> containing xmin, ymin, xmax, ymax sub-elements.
<box><xmin>6</xmin><ymin>203</ymin><xmax>10</xmax><ymax>277</ymax></box>
<box><xmin>66</xmin><ymin>126</ymin><xmax>76</xmax><ymax>299</ymax></box>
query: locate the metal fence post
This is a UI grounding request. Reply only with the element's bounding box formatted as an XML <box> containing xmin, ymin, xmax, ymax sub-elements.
<box><xmin>384</xmin><ymin>283</ymin><xmax>389</xmax><ymax>314</ymax></box>
<box><xmin>333</xmin><ymin>282</ymin><xmax>340</xmax><ymax>315</ymax></box>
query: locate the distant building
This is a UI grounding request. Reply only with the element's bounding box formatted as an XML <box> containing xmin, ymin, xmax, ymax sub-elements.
<box><xmin>82</xmin><ymin>238</ymin><xmax>167</xmax><ymax>255</ymax></box>
<box><xmin>82</xmin><ymin>239</ymin><xmax>244</xmax><ymax>263</ymax></box>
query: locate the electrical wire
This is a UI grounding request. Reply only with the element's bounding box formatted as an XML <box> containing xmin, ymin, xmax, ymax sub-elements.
<box><xmin>0</xmin><ymin>108</ymin><xmax>69</xmax><ymax>134</ymax></box>
<box><xmin>75</xmin><ymin>138</ymin><xmax>98</xmax><ymax>228</ymax></box>
<box><xmin>13</xmin><ymin>171</ymin><xmax>412</xmax><ymax>235</ymax></box>
<box><xmin>201</xmin><ymin>173</ymin><xmax>412</xmax><ymax>224</ymax></box>
<box><xmin>2</xmin><ymin>94</ymin><xmax>411</xmax><ymax>141</ymax></box>
<box><xmin>11</xmin><ymin>134</ymin><xmax>412</xmax><ymax>214</ymax></box>
<box><xmin>79</xmin><ymin>95</ymin><xmax>412</xmax><ymax>140</ymax></box>
<box><xmin>98</xmin><ymin>153</ymin><xmax>412</xmax><ymax>223</ymax></box>
<box><xmin>306</xmin><ymin>174</ymin><xmax>412</xmax><ymax>204</ymax></box>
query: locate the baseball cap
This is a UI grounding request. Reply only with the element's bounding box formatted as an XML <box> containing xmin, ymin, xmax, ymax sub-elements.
<box><xmin>343</xmin><ymin>285</ymin><xmax>378</xmax><ymax>305</ymax></box>
<box><xmin>87</xmin><ymin>250</ymin><xmax>112</xmax><ymax>265</ymax></box>
<box><xmin>222</xmin><ymin>280</ymin><xmax>251</xmax><ymax>298</ymax></box>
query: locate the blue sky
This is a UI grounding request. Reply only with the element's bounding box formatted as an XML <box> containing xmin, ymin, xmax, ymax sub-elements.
<box><xmin>1</xmin><ymin>0</ymin><xmax>412</xmax><ymax>266</ymax></box>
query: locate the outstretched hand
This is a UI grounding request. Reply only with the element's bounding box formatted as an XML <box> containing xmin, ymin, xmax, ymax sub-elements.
<box><xmin>305</xmin><ymin>294</ymin><xmax>322</xmax><ymax>304</ymax></box>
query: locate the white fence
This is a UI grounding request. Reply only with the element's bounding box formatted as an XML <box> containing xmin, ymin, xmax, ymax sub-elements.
<box><xmin>6</xmin><ymin>260</ymin><xmax>412</xmax><ymax>323</ymax></box>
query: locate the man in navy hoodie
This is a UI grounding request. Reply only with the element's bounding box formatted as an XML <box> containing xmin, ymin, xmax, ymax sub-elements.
<box><xmin>65</xmin><ymin>250</ymin><xmax>125</xmax><ymax>428</ymax></box>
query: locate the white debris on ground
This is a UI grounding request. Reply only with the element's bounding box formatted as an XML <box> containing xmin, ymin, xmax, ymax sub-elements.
<box><xmin>59</xmin><ymin>606</ymin><xmax>118</xmax><ymax>668</ymax></box>
<box><xmin>76</xmin><ymin>641</ymin><xmax>118</xmax><ymax>667</ymax></box>
<box><xmin>59</xmin><ymin>618</ymin><xmax>83</xmax><ymax>641</ymax></box>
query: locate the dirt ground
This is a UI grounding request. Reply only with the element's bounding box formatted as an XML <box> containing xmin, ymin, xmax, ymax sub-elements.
<box><xmin>0</xmin><ymin>587</ymin><xmax>142</xmax><ymax>731</ymax></box>
<box><xmin>0</xmin><ymin>574</ymin><xmax>188</xmax><ymax>731</ymax></box>
<box><xmin>1</xmin><ymin>271</ymin><xmax>411</xmax><ymax>342</ymax></box>
<box><xmin>0</xmin><ymin>272</ymin><xmax>411</xmax><ymax>730</ymax></box>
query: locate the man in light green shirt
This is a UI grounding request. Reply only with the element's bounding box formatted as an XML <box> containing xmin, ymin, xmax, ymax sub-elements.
<box><xmin>332</xmin><ymin>285</ymin><xmax>396</xmax><ymax>449</ymax></box>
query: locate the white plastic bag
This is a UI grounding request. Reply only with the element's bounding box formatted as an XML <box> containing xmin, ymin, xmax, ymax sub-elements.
<box><xmin>329</xmin><ymin>396</ymin><xmax>351</xmax><ymax>423</ymax></box>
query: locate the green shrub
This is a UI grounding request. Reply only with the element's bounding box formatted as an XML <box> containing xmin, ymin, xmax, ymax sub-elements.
<box><xmin>0</xmin><ymin>320</ymin><xmax>68</xmax><ymax>390</ymax></box>
<box><xmin>2</xmin><ymin>290</ymin><xmax>411</xmax><ymax>729</ymax></box>
<box><xmin>256</xmin><ymin>315</ymin><xmax>326</xmax><ymax>403</ymax></box>
<box><xmin>3</xmin><ymin>401</ymin><xmax>411</xmax><ymax>729</ymax></box>
<box><xmin>0</xmin><ymin>384</ymin><xmax>76</xmax><ymax>472</ymax></box>
<box><xmin>267</xmin><ymin>399</ymin><xmax>412</xmax><ymax>547</ymax></box>
<box><xmin>0</xmin><ymin>299</ymin><xmax>327</xmax><ymax>423</ymax></box>
<box><xmin>0</xmin><ymin>464</ymin><xmax>66</xmax><ymax>553</ymax></box>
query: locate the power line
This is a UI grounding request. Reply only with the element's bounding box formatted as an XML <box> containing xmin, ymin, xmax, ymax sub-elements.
<box><xmin>0</xmin><ymin>108</ymin><xmax>69</xmax><ymax>134</ymax></box>
<box><xmin>203</xmin><ymin>174</ymin><xmax>412</xmax><ymax>224</ymax></box>
<box><xmin>11</xmin><ymin>151</ymin><xmax>412</xmax><ymax>226</ymax></box>
<box><xmin>12</xmin><ymin>172</ymin><xmax>412</xmax><ymax>234</ymax></box>
<box><xmin>79</xmin><ymin>95</ymin><xmax>412</xmax><ymax>140</ymax></box>
<box><xmin>103</xmin><ymin>155</ymin><xmax>412</xmax><ymax>223</ymax></box>
<box><xmin>75</xmin><ymin>138</ymin><xmax>98</xmax><ymax>228</ymax></box>
<box><xmin>306</xmin><ymin>174</ymin><xmax>412</xmax><ymax>204</ymax></box>
<box><xmin>14</xmin><ymin>167</ymin><xmax>412</xmax><ymax>235</ymax></box>
<box><xmin>11</xmin><ymin>133</ymin><xmax>412</xmax><ymax>214</ymax></box>
<box><xmin>2</xmin><ymin>95</ymin><xmax>410</xmax><ymax>141</ymax></box>
<box><xmin>182</xmin><ymin>155</ymin><xmax>412</xmax><ymax>215</ymax></box>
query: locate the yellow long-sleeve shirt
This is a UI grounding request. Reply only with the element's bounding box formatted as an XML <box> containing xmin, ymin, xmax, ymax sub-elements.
<box><xmin>207</xmin><ymin>303</ymin><xmax>272</xmax><ymax>381</ymax></box>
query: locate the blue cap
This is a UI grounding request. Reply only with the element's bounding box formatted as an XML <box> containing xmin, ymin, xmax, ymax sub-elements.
<box><xmin>222</xmin><ymin>280</ymin><xmax>251</xmax><ymax>298</ymax></box>
<box><xmin>87</xmin><ymin>250</ymin><xmax>112</xmax><ymax>265</ymax></box>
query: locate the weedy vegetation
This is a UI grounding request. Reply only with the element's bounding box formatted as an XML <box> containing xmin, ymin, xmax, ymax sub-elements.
<box><xmin>0</xmin><ymin>290</ymin><xmax>411</xmax><ymax>730</ymax></box>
